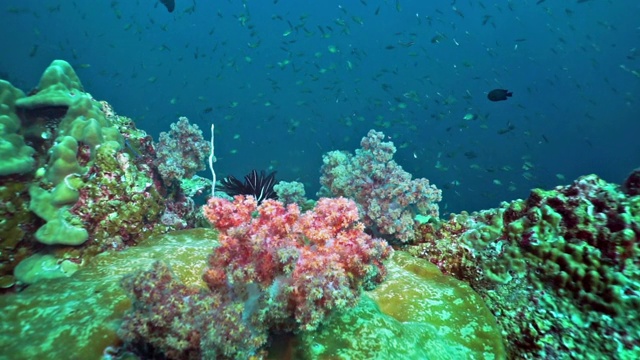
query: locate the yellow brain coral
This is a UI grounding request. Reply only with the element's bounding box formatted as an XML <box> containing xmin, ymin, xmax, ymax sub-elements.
<box><xmin>295</xmin><ymin>251</ymin><xmax>506</xmax><ymax>360</ymax></box>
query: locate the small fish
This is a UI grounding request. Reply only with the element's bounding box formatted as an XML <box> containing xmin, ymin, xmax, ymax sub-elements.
<box><xmin>464</xmin><ymin>151</ymin><xmax>477</xmax><ymax>159</ymax></box>
<box><xmin>487</xmin><ymin>89</ymin><xmax>513</xmax><ymax>102</ymax></box>
<box><xmin>29</xmin><ymin>45</ymin><xmax>39</xmax><ymax>57</ymax></box>
<box><xmin>159</xmin><ymin>0</ymin><xmax>175</xmax><ymax>13</ymax></box>
<box><xmin>431</xmin><ymin>34</ymin><xmax>445</xmax><ymax>44</ymax></box>
<box><xmin>497</xmin><ymin>122</ymin><xmax>515</xmax><ymax>135</ymax></box>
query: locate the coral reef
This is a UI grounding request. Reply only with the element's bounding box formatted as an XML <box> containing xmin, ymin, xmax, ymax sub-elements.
<box><xmin>319</xmin><ymin>129</ymin><xmax>442</xmax><ymax>243</ymax></box>
<box><xmin>19</xmin><ymin>59</ymin><xmax>124</xmax><ymax>246</ymax></box>
<box><xmin>273</xmin><ymin>180</ymin><xmax>307</xmax><ymax>206</ymax></box>
<box><xmin>411</xmin><ymin>173</ymin><xmax>640</xmax><ymax>358</ymax></box>
<box><xmin>118</xmin><ymin>196</ymin><xmax>392</xmax><ymax>358</ymax></box>
<box><xmin>0</xmin><ymin>229</ymin><xmax>215</xmax><ymax>359</ymax></box>
<box><xmin>0</xmin><ymin>61</ymin><xmax>202</xmax><ymax>290</ymax></box>
<box><xmin>1</xmin><ymin>60</ymin><xmax>638</xmax><ymax>360</ymax></box>
<box><xmin>119</xmin><ymin>261</ymin><xmax>267</xmax><ymax>360</ymax></box>
<box><xmin>155</xmin><ymin>116</ymin><xmax>210</xmax><ymax>185</ymax></box>
<box><xmin>0</xmin><ymin>229</ymin><xmax>505</xmax><ymax>359</ymax></box>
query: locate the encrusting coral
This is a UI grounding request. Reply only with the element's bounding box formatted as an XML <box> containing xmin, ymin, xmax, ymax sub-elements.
<box><xmin>411</xmin><ymin>172</ymin><xmax>640</xmax><ymax>358</ymax></box>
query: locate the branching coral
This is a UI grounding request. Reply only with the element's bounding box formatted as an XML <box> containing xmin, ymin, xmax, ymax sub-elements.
<box><xmin>319</xmin><ymin>130</ymin><xmax>441</xmax><ymax>243</ymax></box>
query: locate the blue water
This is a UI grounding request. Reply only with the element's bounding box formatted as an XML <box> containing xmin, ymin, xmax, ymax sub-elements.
<box><xmin>1</xmin><ymin>0</ymin><xmax>638</xmax><ymax>214</ymax></box>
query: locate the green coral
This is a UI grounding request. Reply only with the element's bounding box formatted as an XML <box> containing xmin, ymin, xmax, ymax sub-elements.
<box><xmin>273</xmin><ymin>180</ymin><xmax>315</xmax><ymax>210</ymax></box>
<box><xmin>14</xmin><ymin>253</ymin><xmax>79</xmax><ymax>284</ymax></box>
<box><xmin>34</xmin><ymin>216</ymin><xmax>89</xmax><ymax>246</ymax></box>
<box><xmin>15</xmin><ymin>59</ymin><xmax>83</xmax><ymax>110</ymax></box>
<box><xmin>15</xmin><ymin>60</ymin><xmax>124</xmax><ymax>246</ymax></box>
<box><xmin>296</xmin><ymin>251</ymin><xmax>506</xmax><ymax>359</ymax></box>
<box><xmin>28</xmin><ymin>185</ymin><xmax>87</xmax><ymax>246</ymax></box>
<box><xmin>45</xmin><ymin>136</ymin><xmax>85</xmax><ymax>185</ymax></box>
<box><xmin>62</xmin><ymin>95</ymin><xmax>123</xmax><ymax>157</ymax></box>
<box><xmin>0</xmin><ymin>80</ymin><xmax>35</xmax><ymax>176</ymax></box>
<box><xmin>180</xmin><ymin>175</ymin><xmax>212</xmax><ymax>197</ymax></box>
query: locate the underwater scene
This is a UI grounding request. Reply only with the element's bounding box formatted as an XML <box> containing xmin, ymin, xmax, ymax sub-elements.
<box><xmin>0</xmin><ymin>0</ymin><xmax>639</xmax><ymax>359</ymax></box>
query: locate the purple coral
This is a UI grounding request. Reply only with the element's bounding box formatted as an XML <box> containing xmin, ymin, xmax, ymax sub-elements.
<box><xmin>119</xmin><ymin>261</ymin><xmax>267</xmax><ymax>359</ymax></box>
<box><xmin>319</xmin><ymin>130</ymin><xmax>442</xmax><ymax>243</ymax></box>
<box><xmin>118</xmin><ymin>261</ymin><xmax>203</xmax><ymax>359</ymax></box>
<box><xmin>155</xmin><ymin>117</ymin><xmax>210</xmax><ymax>184</ymax></box>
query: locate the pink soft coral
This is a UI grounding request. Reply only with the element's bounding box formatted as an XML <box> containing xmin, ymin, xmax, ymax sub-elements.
<box><xmin>203</xmin><ymin>195</ymin><xmax>392</xmax><ymax>331</ymax></box>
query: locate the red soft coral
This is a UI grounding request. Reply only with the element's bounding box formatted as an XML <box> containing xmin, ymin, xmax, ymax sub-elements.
<box><xmin>202</xmin><ymin>195</ymin><xmax>392</xmax><ymax>330</ymax></box>
<box><xmin>203</xmin><ymin>195</ymin><xmax>256</xmax><ymax>231</ymax></box>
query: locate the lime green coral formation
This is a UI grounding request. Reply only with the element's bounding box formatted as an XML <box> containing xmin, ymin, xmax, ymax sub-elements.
<box><xmin>13</xmin><ymin>253</ymin><xmax>80</xmax><ymax>284</ymax></box>
<box><xmin>411</xmin><ymin>173</ymin><xmax>640</xmax><ymax>358</ymax></box>
<box><xmin>15</xmin><ymin>59</ymin><xmax>83</xmax><ymax>110</ymax></box>
<box><xmin>14</xmin><ymin>60</ymin><xmax>124</xmax><ymax>246</ymax></box>
<box><xmin>0</xmin><ymin>80</ymin><xmax>35</xmax><ymax>176</ymax></box>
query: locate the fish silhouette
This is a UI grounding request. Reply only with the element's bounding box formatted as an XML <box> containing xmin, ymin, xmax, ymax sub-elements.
<box><xmin>487</xmin><ymin>89</ymin><xmax>513</xmax><ymax>102</ymax></box>
<box><xmin>160</xmin><ymin>0</ymin><xmax>175</xmax><ymax>13</ymax></box>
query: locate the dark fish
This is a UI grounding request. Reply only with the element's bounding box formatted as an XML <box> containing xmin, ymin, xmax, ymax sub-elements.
<box><xmin>487</xmin><ymin>89</ymin><xmax>513</xmax><ymax>102</ymax></box>
<box><xmin>29</xmin><ymin>45</ymin><xmax>39</xmax><ymax>57</ymax></box>
<box><xmin>160</xmin><ymin>0</ymin><xmax>175</xmax><ymax>13</ymax></box>
<box><xmin>464</xmin><ymin>151</ymin><xmax>477</xmax><ymax>159</ymax></box>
